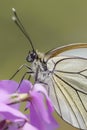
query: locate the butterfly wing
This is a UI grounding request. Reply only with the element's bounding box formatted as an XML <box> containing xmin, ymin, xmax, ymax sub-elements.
<box><xmin>45</xmin><ymin>43</ymin><xmax>87</xmax><ymax>60</ymax></box>
<box><xmin>45</xmin><ymin>43</ymin><xmax>87</xmax><ymax>129</ymax></box>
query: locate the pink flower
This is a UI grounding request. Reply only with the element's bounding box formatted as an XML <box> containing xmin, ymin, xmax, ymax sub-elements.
<box><xmin>20</xmin><ymin>81</ymin><xmax>59</xmax><ymax>130</ymax></box>
<box><xmin>0</xmin><ymin>80</ymin><xmax>59</xmax><ymax>130</ymax></box>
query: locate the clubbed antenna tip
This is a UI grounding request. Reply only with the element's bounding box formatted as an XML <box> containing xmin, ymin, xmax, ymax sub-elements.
<box><xmin>11</xmin><ymin>8</ymin><xmax>35</xmax><ymax>51</ymax></box>
<box><xmin>12</xmin><ymin>16</ymin><xmax>16</xmax><ymax>21</ymax></box>
<box><xmin>12</xmin><ymin>8</ymin><xmax>16</xmax><ymax>13</ymax></box>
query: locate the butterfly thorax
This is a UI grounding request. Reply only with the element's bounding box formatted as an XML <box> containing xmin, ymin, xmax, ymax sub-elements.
<box><xmin>26</xmin><ymin>50</ymin><xmax>50</xmax><ymax>82</ymax></box>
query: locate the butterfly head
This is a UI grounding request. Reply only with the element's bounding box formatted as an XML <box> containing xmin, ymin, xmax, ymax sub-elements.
<box><xmin>26</xmin><ymin>50</ymin><xmax>38</xmax><ymax>62</ymax></box>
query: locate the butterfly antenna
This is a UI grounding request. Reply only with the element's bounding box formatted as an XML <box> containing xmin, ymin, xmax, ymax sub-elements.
<box><xmin>12</xmin><ymin>8</ymin><xmax>35</xmax><ymax>51</ymax></box>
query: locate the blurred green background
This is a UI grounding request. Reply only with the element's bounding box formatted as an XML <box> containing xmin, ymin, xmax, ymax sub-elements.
<box><xmin>0</xmin><ymin>0</ymin><xmax>87</xmax><ymax>130</ymax></box>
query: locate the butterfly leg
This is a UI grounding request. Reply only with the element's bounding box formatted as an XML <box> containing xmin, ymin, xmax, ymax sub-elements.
<box><xmin>16</xmin><ymin>71</ymin><xmax>34</xmax><ymax>91</ymax></box>
<box><xmin>10</xmin><ymin>64</ymin><xmax>32</xmax><ymax>80</ymax></box>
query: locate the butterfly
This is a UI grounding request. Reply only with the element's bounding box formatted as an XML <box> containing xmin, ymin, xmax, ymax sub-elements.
<box><xmin>12</xmin><ymin>8</ymin><xmax>87</xmax><ymax>130</ymax></box>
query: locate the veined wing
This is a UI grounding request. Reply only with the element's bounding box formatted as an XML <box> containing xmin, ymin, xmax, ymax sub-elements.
<box><xmin>44</xmin><ymin>43</ymin><xmax>87</xmax><ymax>61</ymax></box>
<box><xmin>47</xmin><ymin>55</ymin><xmax>87</xmax><ymax>129</ymax></box>
<box><xmin>44</xmin><ymin>43</ymin><xmax>87</xmax><ymax>129</ymax></box>
<box><xmin>51</xmin><ymin>73</ymin><xmax>87</xmax><ymax>129</ymax></box>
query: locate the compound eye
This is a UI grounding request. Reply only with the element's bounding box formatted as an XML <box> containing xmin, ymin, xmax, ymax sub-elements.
<box><xmin>26</xmin><ymin>51</ymin><xmax>37</xmax><ymax>62</ymax></box>
<box><xmin>31</xmin><ymin>52</ymin><xmax>36</xmax><ymax>59</ymax></box>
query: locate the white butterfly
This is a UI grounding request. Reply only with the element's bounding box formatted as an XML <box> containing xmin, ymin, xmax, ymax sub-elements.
<box><xmin>12</xmin><ymin>8</ymin><xmax>87</xmax><ymax>130</ymax></box>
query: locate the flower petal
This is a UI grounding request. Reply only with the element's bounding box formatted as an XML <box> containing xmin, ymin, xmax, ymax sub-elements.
<box><xmin>22</xmin><ymin>122</ymin><xmax>38</xmax><ymax>130</ymax></box>
<box><xmin>33</xmin><ymin>83</ymin><xmax>54</xmax><ymax>112</ymax></box>
<box><xmin>29</xmin><ymin>83</ymin><xmax>59</xmax><ymax>130</ymax></box>
<box><xmin>19</xmin><ymin>80</ymin><xmax>33</xmax><ymax>93</ymax></box>
<box><xmin>0</xmin><ymin>103</ymin><xmax>28</xmax><ymax>121</ymax></box>
<box><xmin>30</xmin><ymin>91</ymin><xmax>50</xmax><ymax>123</ymax></box>
<box><xmin>0</xmin><ymin>80</ymin><xmax>20</xmax><ymax>109</ymax></box>
<box><xmin>0</xmin><ymin>80</ymin><xmax>19</xmax><ymax>94</ymax></box>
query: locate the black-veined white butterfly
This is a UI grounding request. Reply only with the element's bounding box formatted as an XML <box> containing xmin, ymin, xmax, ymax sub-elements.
<box><xmin>12</xmin><ymin>8</ymin><xmax>87</xmax><ymax>130</ymax></box>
